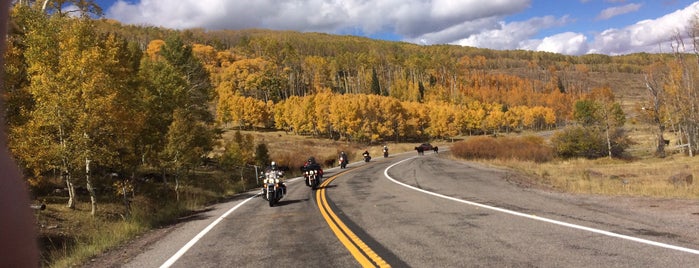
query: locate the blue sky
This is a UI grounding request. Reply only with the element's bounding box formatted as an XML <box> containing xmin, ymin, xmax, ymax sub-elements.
<box><xmin>92</xmin><ymin>0</ymin><xmax>699</xmax><ymax>55</ymax></box>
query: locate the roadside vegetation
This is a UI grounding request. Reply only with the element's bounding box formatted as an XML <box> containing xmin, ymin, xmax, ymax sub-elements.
<box><xmin>450</xmin><ymin>134</ymin><xmax>698</xmax><ymax>199</ymax></box>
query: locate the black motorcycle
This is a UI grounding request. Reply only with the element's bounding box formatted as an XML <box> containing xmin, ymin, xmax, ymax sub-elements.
<box><xmin>339</xmin><ymin>156</ymin><xmax>348</xmax><ymax>169</ymax></box>
<box><xmin>383</xmin><ymin>148</ymin><xmax>389</xmax><ymax>158</ymax></box>
<box><xmin>303</xmin><ymin>168</ymin><xmax>321</xmax><ymax>190</ymax></box>
<box><xmin>363</xmin><ymin>152</ymin><xmax>371</xmax><ymax>162</ymax></box>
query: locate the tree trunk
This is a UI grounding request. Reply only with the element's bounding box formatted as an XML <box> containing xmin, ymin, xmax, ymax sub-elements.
<box><xmin>85</xmin><ymin>158</ymin><xmax>97</xmax><ymax>216</ymax></box>
<box><xmin>687</xmin><ymin>130</ymin><xmax>694</xmax><ymax>157</ymax></box>
<box><xmin>174</xmin><ymin>176</ymin><xmax>180</xmax><ymax>201</ymax></box>
<box><xmin>645</xmin><ymin>74</ymin><xmax>666</xmax><ymax>158</ymax></box>
<box><xmin>605</xmin><ymin>124</ymin><xmax>612</xmax><ymax>159</ymax></box>
<box><xmin>240</xmin><ymin>168</ymin><xmax>246</xmax><ymax>191</ymax></box>
<box><xmin>65</xmin><ymin>173</ymin><xmax>76</xmax><ymax>209</ymax></box>
<box><xmin>41</xmin><ymin>0</ymin><xmax>49</xmax><ymax>11</ymax></box>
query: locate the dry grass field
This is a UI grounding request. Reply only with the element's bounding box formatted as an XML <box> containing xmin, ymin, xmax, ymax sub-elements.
<box><xmin>484</xmin><ymin>155</ymin><xmax>698</xmax><ymax>199</ymax></box>
<box><xmin>451</xmin><ymin>125</ymin><xmax>698</xmax><ymax>199</ymax></box>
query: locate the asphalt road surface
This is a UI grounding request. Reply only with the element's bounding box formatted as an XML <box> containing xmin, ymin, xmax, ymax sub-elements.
<box><xmin>114</xmin><ymin>150</ymin><xmax>699</xmax><ymax>267</ymax></box>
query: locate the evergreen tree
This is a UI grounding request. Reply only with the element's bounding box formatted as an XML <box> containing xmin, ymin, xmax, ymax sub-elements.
<box><xmin>255</xmin><ymin>143</ymin><xmax>270</xmax><ymax>167</ymax></box>
<box><xmin>418</xmin><ymin>81</ymin><xmax>425</xmax><ymax>103</ymax></box>
<box><xmin>371</xmin><ymin>68</ymin><xmax>381</xmax><ymax>95</ymax></box>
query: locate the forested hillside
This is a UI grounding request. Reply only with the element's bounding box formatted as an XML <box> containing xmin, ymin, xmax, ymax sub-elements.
<box><xmin>93</xmin><ymin>20</ymin><xmax>665</xmax><ymax>140</ymax></box>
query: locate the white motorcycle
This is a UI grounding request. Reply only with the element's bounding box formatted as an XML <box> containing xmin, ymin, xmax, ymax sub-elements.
<box><xmin>261</xmin><ymin>170</ymin><xmax>285</xmax><ymax>207</ymax></box>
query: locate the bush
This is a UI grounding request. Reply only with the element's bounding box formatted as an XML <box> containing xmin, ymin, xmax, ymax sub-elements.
<box><xmin>551</xmin><ymin>126</ymin><xmax>632</xmax><ymax>159</ymax></box>
<box><xmin>451</xmin><ymin>135</ymin><xmax>553</xmax><ymax>163</ymax></box>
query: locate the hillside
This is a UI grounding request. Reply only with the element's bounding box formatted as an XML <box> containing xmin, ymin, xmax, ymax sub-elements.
<box><xmin>95</xmin><ymin>19</ymin><xmax>661</xmax><ymax>102</ymax></box>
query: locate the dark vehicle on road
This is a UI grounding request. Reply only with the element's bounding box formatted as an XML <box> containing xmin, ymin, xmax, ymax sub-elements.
<box><xmin>415</xmin><ymin>143</ymin><xmax>434</xmax><ymax>155</ymax></box>
<box><xmin>417</xmin><ymin>143</ymin><xmax>433</xmax><ymax>151</ymax></box>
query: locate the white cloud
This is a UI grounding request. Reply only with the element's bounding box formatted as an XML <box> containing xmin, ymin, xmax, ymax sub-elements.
<box><xmin>596</xmin><ymin>3</ymin><xmax>642</xmax><ymax>21</ymax></box>
<box><xmin>588</xmin><ymin>2</ymin><xmax>699</xmax><ymax>55</ymax></box>
<box><xmin>452</xmin><ymin>15</ymin><xmax>571</xmax><ymax>50</ymax></box>
<box><xmin>535</xmin><ymin>32</ymin><xmax>589</xmax><ymax>55</ymax></box>
<box><xmin>459</xmin><ymin>1</ymin><xmax>699</xmax><ymax>55</ymax></box>
<box><xmin>106</xmin><ymin>0</ymin><xmax>531</xmax><ymax>37</ymax></box>
<box><xmin>104</xmin><ymin>0</ymin><xmax>699</xmax><ymax>56</ymax></box>
<box><xmin>406</xmin><ymin>16</ymin><xmax>501</xmax><ymax>45</ymax></box>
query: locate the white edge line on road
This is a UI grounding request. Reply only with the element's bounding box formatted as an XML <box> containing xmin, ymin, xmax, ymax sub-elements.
<box><xmin>384</xmin><ymin>157</ymin><xmax>699</xmax><ymax>255</ymax></box>
<box><xmin>160</xmin><ymin>175</ymin><xmax>307</xmax><ymax>268</ymax></box>
<box><xmin>160</xmin><ymin>194</ymin><xmax>258</xmax><ymax>268</ymax></box>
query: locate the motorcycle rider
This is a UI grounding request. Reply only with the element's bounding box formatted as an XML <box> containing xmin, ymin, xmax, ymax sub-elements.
<box><xmin>339</xmin><ymin>151</ymin><xmax>348</xmax><ymax>168</ymax></box>
<box><xmin>302</xmin><ymin>156</ymin><xmax>324</xmax><ymax>179</ymax></box>
<box><xmin>383</xmin><ymin>145</ymin><xmax>389</xmax><ymax>157</ymax></box>
<box><xmin>363</xmin><ymin>150</ymin><xmax>371</xmax><ymax>162</ymax></box>
<box><xmin>265</xmin><ymin>161</ymin><xmax>286</xmax><ymax>194</ymax></box>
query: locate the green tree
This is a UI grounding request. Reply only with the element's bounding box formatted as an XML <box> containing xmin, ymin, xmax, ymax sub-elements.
<box><xmin>137</xmin><ymin>56</ymin><xmax>187</xmax><ymax>174</ymax></box>
<box><xmin>159</xmin><ymin>35</ymin><xmax>213</xmax><ymax>123</ymax></box>
<box><xmin>574</xmin><ymin>87</ymin><xmax>627</xmax><ymax>158</ymax></box>
<box><xmin>371</xmin><ymin>68</ymin><xmax>381</xmax><ymax>95</ymax></box>
<box><xmin>162</xmin><ymin>109</ymin><xmax>214</xmax><ymax>200</ymax></box>
<box><xmin>138</xmin><ymin>35</ymin><xmax>217</xmax><ymax>189</ymax></box>
<box><xmin>254</xmin><ymin>143</ymin><xmax>270</xmax><ymax>168</ymax></box>
<box><xmin>418</xmin><ymin>81</ymin><xmax>425</xmax><ymax>102</ymax></box>
<box><xmin>573</xmin><ymin>100</ymin><xmax>599</xmax><ymax>127</ymax></box>
<box><xmin>551</xmin><ymin>126</ymin><xmax>631</xmax><ymax>159</ymax></box>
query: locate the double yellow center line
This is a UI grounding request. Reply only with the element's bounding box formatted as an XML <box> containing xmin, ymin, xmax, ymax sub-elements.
<box><xmin>316</xmin><ymin>170</ymin><xmax>390</xmax><ymax>268</ymax></box>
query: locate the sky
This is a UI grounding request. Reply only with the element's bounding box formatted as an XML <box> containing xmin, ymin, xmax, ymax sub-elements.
<box><xmin>93</xmin><ymin>0</ymin><xmax>699</xmax><ymax>56</ymax></box>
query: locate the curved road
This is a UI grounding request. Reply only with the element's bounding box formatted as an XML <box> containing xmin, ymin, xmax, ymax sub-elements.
<box><xmin>120</xmin><ymin>151</ymin><xmax>699</xmax><ymax>267</ymax></box>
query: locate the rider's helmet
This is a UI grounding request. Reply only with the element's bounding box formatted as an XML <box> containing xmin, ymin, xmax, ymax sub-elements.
<box><xmin>307</xmin><ymin>156</ymin><xmax>316</xmax><ymax>164</ymax></box>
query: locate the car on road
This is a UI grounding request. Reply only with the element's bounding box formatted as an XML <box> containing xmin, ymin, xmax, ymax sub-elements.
<box><xmin>417</xmin><ymin>143</ymin><xmax>433</xmax><ymax>151</ymax></box>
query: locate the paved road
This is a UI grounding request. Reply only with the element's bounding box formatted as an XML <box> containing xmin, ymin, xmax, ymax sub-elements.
<box><xmin>121</xmin><ymin>151</ymin><xmax>699</xmax><ymax>267</ymax></box>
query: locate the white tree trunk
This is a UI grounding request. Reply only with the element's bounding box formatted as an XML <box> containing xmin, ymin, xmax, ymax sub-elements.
<box><xmin>41</xmin><ymin>0</ymin><xmax>49</xmax><ymax>12</ymax></box>
<box><xmin>85</xmin><ymin>158</ymin><xmax>97</xmax><ymax>216</ymax></box>
<box><xmin>605</xmin><ymin>124</ymin><xmax>612</xmax><ymax>159</ymax></box>
<box><xmin>65</xmin><ymin>173</ymin><xmax>76</xmax><ymax>209</ymax></box>
<box><xmin>174</xmin><ymin>176</ymin><xmax>180</xmax><ymax>201</ymax></box>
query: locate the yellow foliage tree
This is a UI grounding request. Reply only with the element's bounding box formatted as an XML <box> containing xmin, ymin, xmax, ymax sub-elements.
<box><xmin>426</xmin><ymin>102</ymin><xmax>458</xmax><ymax>138</ymax></box>
<box><xmin>146</xmin><ymin>39</ymin><xmax>165</xmax><ymax>60</ymax></box>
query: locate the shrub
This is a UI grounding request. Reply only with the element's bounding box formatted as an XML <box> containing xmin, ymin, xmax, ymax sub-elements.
<box><xmin>551</xmin><ymin>126</ymin><xmax>632</xmax><ymax>159</ymax></box>
<box><xmin>451</xmin><ymin>135</ymin><xmax>553</xmax><ymax>163</ymax></box>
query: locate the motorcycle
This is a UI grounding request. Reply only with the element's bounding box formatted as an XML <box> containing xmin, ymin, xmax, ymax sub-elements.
<box><xmin>303</xmin><ymin>169</ymin><xmax>321</xmax><ymax>190</ymax></box>
<box><xmin>261</xmin><ymin>170</ymin><xmax>285</xmax><ymax>207</ymax></box>
<box><xmin>339</xmin><ymin>156</ymin><xmax>348</xmax><ymax>169</ymax></box>
<box><xmin>363</xmin><ymin>152</ymin><xmax>371</xmax><ymax>162</ymax></box>
<box><xmin>383</xmin><ymin>148</ymin><xmax>389</xmax><ymax>158</ymax></box>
